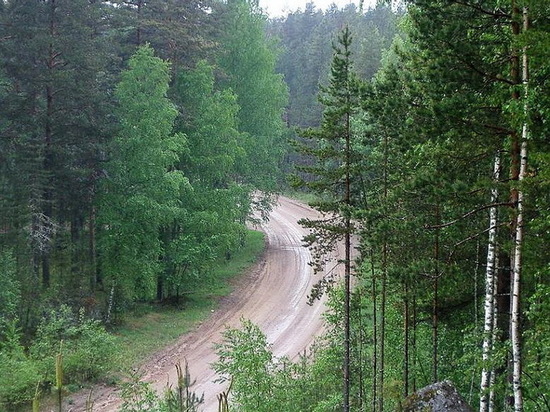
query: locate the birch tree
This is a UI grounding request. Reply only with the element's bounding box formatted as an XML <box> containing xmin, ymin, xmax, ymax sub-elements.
<box><xmin>218</xmin><ymin>0</ymin><xmax>288</xmax><ymax>192</ymax></box>
<box><xmin>509</xmin><ymin>6</ymin><xmax>530</xmax><ymax>410</ymax></box>
<box><xmin>479</xmin><ymin>154</ymin><xmax>501</xmax><ymax>412</ymax></box>
<box><xmin>98</xmin><ymin>45</ymin><xmax>188</xmax><ymax>302</ymax></box>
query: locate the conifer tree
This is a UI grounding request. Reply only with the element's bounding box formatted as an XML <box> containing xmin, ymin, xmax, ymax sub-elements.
<box><xmin>0</xmin><ymin>0</ymin><xmax>117</xmax><ymax>290</ymax></box>
<box><xmin>292</xmin><ymin>26</ymin><xmax>361</xmax><ymax>411</ymax></box>
<box><xmin>358</xmin><ymin>1</ymin><xmax>549</xmax><ymax>409</ymax></box>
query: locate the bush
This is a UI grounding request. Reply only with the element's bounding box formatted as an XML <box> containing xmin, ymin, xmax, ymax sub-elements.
<box><xmin>212</xmin><ymin>319</ymin><xmax>343</xmax><ymax>412</ymax></box>
<box><xmin>31</xmin><ymin>305</ymin><xmax>120</xmax><ymax>385</ymax></box>
<box><xmin>0</xmin><ymin>321</ymin><xmax>40</xmax><ymax>409</ymax></box>
<box><xmin>119</xmin><ymin>364</ymin><xmax>203</xmax><ymax>412</ymax></box>
<box><xmin>0</xmin><ymin>249</ymin><xmax>20</xmax><ymax>325</ymax></box>
<box><xmin>214</xmin><ymin>318</ymin><xmax>276</xmax><ymax>412</ymax></box>
<box><xmin>0</xmin><ymin>352</ymin><xmax>40</xmax><ymax>408</ymax></box>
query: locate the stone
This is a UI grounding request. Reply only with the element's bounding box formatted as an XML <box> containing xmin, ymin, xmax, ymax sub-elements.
<box><xmin>401</xmin><ymin>380</ymin><xmax>474</xmax><ymax>412</ymax></box>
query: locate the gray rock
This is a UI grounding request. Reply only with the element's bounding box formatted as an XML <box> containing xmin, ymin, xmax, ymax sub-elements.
<box><xmin>401</xmin><ymin>380</ymin><xmax>474</xmax><ymax>412</ymax></box>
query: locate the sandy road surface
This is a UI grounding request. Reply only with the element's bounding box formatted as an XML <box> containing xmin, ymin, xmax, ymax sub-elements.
<box><xmin>68</xmin><ymin>196</ymin><xmax>334</xmax><ymax>411</ymax></box>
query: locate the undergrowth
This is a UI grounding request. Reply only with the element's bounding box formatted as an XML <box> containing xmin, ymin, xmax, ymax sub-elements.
<box><xmin>2</xmin><ymin>229</ymin><xmax>265</xmax><ymax>411</ymax></box>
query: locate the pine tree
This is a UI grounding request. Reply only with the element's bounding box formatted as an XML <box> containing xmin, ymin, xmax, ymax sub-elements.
<box><xmin>292</xmin><ymin>26</ymin><xmax>362</xmax><ymax>411</ymax></box>
<box><xmin>360</xmin><ymin>1</ymin><xmax>549</xmax><ymax>409</ymax></box>
<box><xmin>0</xmin><ymin>0</ymin><xmax>117</xmax><ymax>290</ymax></box>
<box><xmin>112</xmin><ymin>0</ymin><xmax>217</xmax><ymax>68</ymax></box>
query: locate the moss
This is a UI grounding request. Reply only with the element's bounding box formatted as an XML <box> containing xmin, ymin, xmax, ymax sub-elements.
<box><xmin>401</xmin><ymin>380</ymin><xmax>474</xmax><ymax>412</ymax></box>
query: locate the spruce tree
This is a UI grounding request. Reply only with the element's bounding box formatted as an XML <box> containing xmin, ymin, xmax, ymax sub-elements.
<box><xmin>0</xmin><ymin>0</ymin><xmax>117</xmax><ymax>290</ymax></box>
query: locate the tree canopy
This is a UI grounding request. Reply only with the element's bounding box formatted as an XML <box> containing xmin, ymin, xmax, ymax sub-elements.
<box><xmin>0</xmin><ymin>1</ymin><xmax>548</xmax><ymax>410</ymax></box>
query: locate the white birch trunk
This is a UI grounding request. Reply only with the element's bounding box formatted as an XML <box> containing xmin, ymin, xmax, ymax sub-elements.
<box><xmin>511</xmin><ymin>126</ymin><xmax>526</xmax><ymax>412</ymax></box>
<box><xmin>510</xmin><ymin>7</ymin><xmax>529</xmax><ymax>411</ymax></box>
<box><xmin>480</xmin><ymin>154</ymin><xmax>501</xmax><ymax>412</ymax></box>
<box><xmin>488</xmin><ymin>252</ymin><xmax>499</xmax><ymax>412</ymax></box>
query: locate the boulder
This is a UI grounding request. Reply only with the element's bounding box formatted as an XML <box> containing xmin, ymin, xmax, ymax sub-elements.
<box><xmin>401</xmin><ymin>380</ymin><xmax>474</xmax><ymax>412</ymax></box>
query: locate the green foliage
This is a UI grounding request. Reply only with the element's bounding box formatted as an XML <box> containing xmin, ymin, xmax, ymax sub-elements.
<box><xmin>98</xmin><ymin>45</ymin><xmax>189</xmax><ymax>302</ymax></box>
<box><xmin>214</xmin><ymin>319</ymin><xmax>275</xmax><ymax>411</ymax></box>
<box><xmin>118</xmin><ymin>364</ymin><xmax>203</xmax><ymax>412</ymax></box>
<box><xmin>219</xmin><ymin>0</ymin><xmax>288</xmax><ymax>190</ymax></box>
<box><xmin>0</xmin><ymin>0</ymin><xmax>547</xmax><ymax>409</ymax></box>
<box><xmin>213</xmin><ymin>313</ymin><xmax>348</xmax><ymax>411</ymax></box>
<box><xmin>160</xmin><ymin>362</ymin><xmax>204</xmax><ymax>412</ymax></box>
<box><xmin>348</xmin><ymin>0</ymin><xmax>550</xmax><ymax>409</ymax></box>
<box><xmin>110</xmin><ymin>229</ymin><xmax>264</xmax><ymax>376</ymax></box>
<box><xmin>0</xmin><ymin>322</ymin><xmax>40</xmax><ymax>408</ymax></box>
<box><xmin>270</xmin><ymin>3</ymin><xmax>400</xmax><ymax>128</ymax></box>
<box><xmin>0</xmin><ymin>0</ymin><xmax>118</xmax><ymax>292</ymax></box>
<box><xmin>160</xmin><ymin>60</ymin><xmax>252</xmax><ymax>299</ymax></box>
<box><xmin>30</xmin><ymin>305</ymin><xmax>120</xmax><ymax>385</ymax></box>
<box><xmin>175</xmin><ymin>60</ymin><xmax>244</xmax><ymax>187</ymax></box>
<box><xmin>292</xmin><ymin>25</ymin><xmax>362</xmax><ymax>289</ymax></box>
<box><xmin>119</xmin><ymin>371</ymin><xmax>162</xmax><ymax>412</ymax></box>
<box><xmin>524</xmin><ymin>283</ymin><xmax>550</xmax><ymax>409</ymax></box>
<box><xmin>0</xmin><ymin>249</ymin><xmax>20</xmax><ymax>326</ymax></box>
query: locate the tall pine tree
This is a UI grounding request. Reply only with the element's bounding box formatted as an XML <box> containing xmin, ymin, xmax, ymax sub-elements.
<box><xmin>292</xmin><ymin>26</ymin><xmax>362</xmax><ymax>411</ymax></box>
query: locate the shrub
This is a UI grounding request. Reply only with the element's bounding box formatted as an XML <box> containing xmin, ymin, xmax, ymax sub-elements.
<box><xmin>0</xmin><ymin>321</ymin><xmax>40</xmax><ymax>409</ymax></box>
<box><xmin>31</xmin><ymin>305</ymin><xmax>120</xmax><ymax>385</ymax></box>
<box><xmin>0</xmin><ymin>249</ymin><xmax>20</xmax><ymax>325</ymax></box>
<box><xmin>214</xmin><ymin>318</ymin><xmax>276</xmax><ymax>412</ymax></box>
<box><xmin>119</xmin><ymin>364</ymin><xmax>203</xmax><ymax>412</ymax></box>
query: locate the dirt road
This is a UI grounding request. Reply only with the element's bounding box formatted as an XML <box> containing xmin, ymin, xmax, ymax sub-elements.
<box><xmin>73</xmin><ymin>196</ymin><xmax>332</xmax><ymax>411</ymax></box>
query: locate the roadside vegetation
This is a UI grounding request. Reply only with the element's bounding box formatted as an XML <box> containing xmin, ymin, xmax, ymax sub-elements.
<box><xmin>115</xmin><ymin>230</ymin><xmax>265</xmax><ymax>370</ymax></box>
<box><xmin>0</xmin><ymin>0</ymin><xmax>281</xmax><ymax>409</ymax></box>
<box><xmin>1</xmin><ymin>230</ymin><xmax>264</xmax><ymax>411</ymax></box>
<box><xmin>218</xmin><ymin>1</ymin><xmax>549</xmax><ymax>411</ymax></box>
<box><xmin>1</xmin><ymin>0</ymin><xmax>548</xmax><ymax>411</ymax></box>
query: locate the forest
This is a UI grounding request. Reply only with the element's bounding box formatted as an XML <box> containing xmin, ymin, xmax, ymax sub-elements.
<box><xmin>0</xmin><ymin>0</ymin><xmax>548</xmax><ymax>411</ymax></box>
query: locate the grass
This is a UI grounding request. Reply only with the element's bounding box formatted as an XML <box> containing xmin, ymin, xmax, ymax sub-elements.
<box><xmin>283</xmin><ymin>189</ymin><xmax>320</xmax><ymax>205</ymax></box>
<box><xmin>14</xmin><ymin>231</ymin><xmax>265</xmax><ymax>412</ymax></box>
<box><xmin>112</xmin><ymin>229</ymin><xmax>266</xmax><ymax>371</ymax></box>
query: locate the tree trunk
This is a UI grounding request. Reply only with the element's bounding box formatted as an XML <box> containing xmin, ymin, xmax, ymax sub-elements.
<box><xmin>378</xmin><ymin>130</ymin><xmax>389</xmax><ymax>412</ymax></box>
<box><xmin>357</xmin><ymin>287</ymin><xmax>365</xmax><ymax>410</ymax></box>
<box><xmin>412</xmin><ymin>286</ymin><xmax>417</xmax><ymax>393</ymax></box>
<box><xmin>343</xmin><ymin>99</ymin><xmax>351</xmax><ymax>412</ymax></box>
<box><xmin>89</xmin><ymin>205</ymin><xmax>98</xmax><ymax>291</ymax></box>
<box><xmin>157</xmin><ymin>275</ymin><xmax>164</xmax><ymax>302</ymax></box>
<box><xmin>507</xmin><ymin>4</ymin><xmax>528</xmax><ymax>410</ymax></box>
<box><xmin>41</xmin><ymin>0</ymin><xmax>58</xmax><ymax>289</ymax></box>
<box><xmin>371</xmin><ymin>249</ymin><xmax>378</xmax><ymax>411</ymax></box>
<box><xmin>510</xmin><ymin>112</ymin><xmax>526</xmax><ymax>412</ymax></box>
<box><xmin>432</xmin><ymin>205</ymin><xmax>440</xmax><ymax>383</ymax></box>
<box><xmin>404</xmin><ymin>279</ymin><xmax>410</xmax><ymax>397</ymax></box>
<box><xmin>480</xmin><ymin>153</ymin><xmax>501</xmax><ymax>412</ymax></box>
<box><xmin>510</xmin><ymin>8</ymin><xmax>529</xmax><ymax>411</ymax></box>
<box><xmin>432</xmin><ymin>276</ymin><xmax>438</xmax><ymax>382</ymax></box>
<box><xmin>488</xmin><ymin>257</ymin><xmax>499</xmax><ymax>412</ymax></box>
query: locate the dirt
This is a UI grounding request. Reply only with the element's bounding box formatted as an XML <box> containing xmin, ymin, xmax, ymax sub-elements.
<box><xmin>65</xmin><ymin>196</ymin><xmax>337</xmax><ymax>412</ymax></box>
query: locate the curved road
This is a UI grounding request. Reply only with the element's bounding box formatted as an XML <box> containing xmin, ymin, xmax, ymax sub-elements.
<box><xmin>70</xmin><ymin>196</ymin><xmax>334</xmax><ymax>411</ymax></box>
